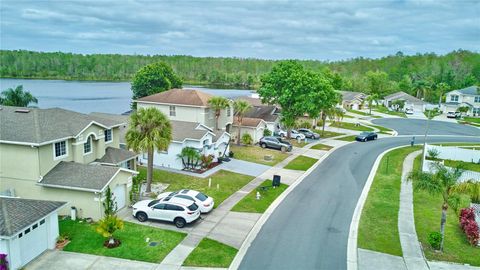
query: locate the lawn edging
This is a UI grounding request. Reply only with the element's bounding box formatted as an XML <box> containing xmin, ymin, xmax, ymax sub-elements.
<box><xmin>229</xmin><ymin>140</ymin><xmax>355</xmax><ymax>270</ymax></box>
<box><xmin>346</xmin><ymin>144</ymin><xmax>411</xmax><ymax>270</ymax></box>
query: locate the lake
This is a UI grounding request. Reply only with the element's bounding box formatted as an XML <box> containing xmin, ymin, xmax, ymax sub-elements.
<box><xmin>0</xmin><ymin>78</ymin><xmax>254</xmax><ymax>114</ymax></box>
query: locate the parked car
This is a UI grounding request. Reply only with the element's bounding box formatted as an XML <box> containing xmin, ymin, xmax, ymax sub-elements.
<box><xmin>157</xmin><ymin>189</ymin><xmax>214</xmax><ymax>213</ymax></box>
<box><xmin>297</xmin><ymin>128</ymin><xmax>320</xmax><ymax>139</ymax></box>
<box><xmin>355</xmin><ymin>131</ymin><xmax>378</xmax><ymax>142</ymax></box>
<box><xmin>278</xmin><ymin>129</ymin><xmax>306</xmax><ymax>140</ymax></box>
<box><xmin>405</xmin><ymin>108</ymin><xmax>414</xmax><ymax>115</ymax></box>
<box><xmin>259</xmin><ymin>136</ymin><xmax>293</xmax><ymax>152</ymax></box>
<box><xmin>132</xmin><ymin>197</ymin><xmax>201</xmax><ymax>228</ymax></box>
<box><xmin>446</xmin><ymin>111</ymin><xmax>460</xmax><ymax>118</ymax></box>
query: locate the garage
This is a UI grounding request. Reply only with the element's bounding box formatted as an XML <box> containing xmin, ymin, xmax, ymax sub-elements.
<box><xmin>113</xmin><ymin>184</ymin><xmax>126</xmax><ymax>210</ymax></box>
<box><xmin>0</xmin><ymin>197</ymin><xmax>65</xmax><ymax>270</ymax></box>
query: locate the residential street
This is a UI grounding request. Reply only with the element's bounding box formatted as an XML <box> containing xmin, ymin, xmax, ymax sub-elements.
<box><xmin>239</xmin><ymin>119</ymin><xmax>480</xmax><ymax>270</ymax></box>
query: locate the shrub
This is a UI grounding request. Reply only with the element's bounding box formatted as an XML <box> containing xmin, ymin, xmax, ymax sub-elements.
<box><xmin>0</xmin><ymin>254</ymin><xmax>8</xmax><ymax>270</ymax></box>
<box><xmin>426</xmin><ymin>148</ymin><xmax>440</xmax><ymax>160</ymax></box>
<box><xmin>428</xmin><ymin>231</ymin><xmax>443</xmax><ymax>250</ymax></box>
<box><xmin>96</xmin><ymin>215</ymin><xmax>124</xmax><ymax>247</ymax></box>
<box><xmin>263</xmin><ymin>129</ymin><xmax>272</xmax><ymax>136</ymax></box>
<box><xmin>459</xmin><ymin>208</ymin><xmax>480</xmax><ymax>246</ymax></box>
<box><xmin>241</xmin><ymin>133</ymin><xmax>253</xmax><ymax>145</ymax></box>
<box><xmin>201</xmin><ymin>155</ymin><xmax>214</xmax><ymax>169</ymax></box>
<box><xmin>296</xmin><ymin>120</ymin><xmax>312</xmax><ymax>129</ymax></box>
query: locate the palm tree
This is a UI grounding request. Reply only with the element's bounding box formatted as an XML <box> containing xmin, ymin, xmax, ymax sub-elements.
<box><xmin>320</xmin><ymin>106</ymin><xmax>336</xmax><ymax>137</ymax></box>
<box><xmin>126</xmin><ymin>107</ymin><xmax>172</xmax><ymax>193</ymax></box>
<box><xmin>177</xmin><ymin>147</ymin><xmax>201</xmax><ymax>170</ymax></box>
<box><xmin>0</xmin><ymin>85</ymin><xmax>38</xmax><ymax>107</ymax></box>
<box><xmin>408</xmin><ymin>163</ymin><xmax>480</xmax><ymax>251</ymax></box>
<box><xmin>366</xmin><ymin>94</ymin><xmax>378</xmax><ymax>115</ymax></box>
<box><xmin>208</xmin><ymin>96</ymin><xmax>230</xmax><ymax>130</ymax></box>
<box><xmin>233</xmin><ymin>100</ymin><xmax>252</xmax><ymax>145</ymax></box>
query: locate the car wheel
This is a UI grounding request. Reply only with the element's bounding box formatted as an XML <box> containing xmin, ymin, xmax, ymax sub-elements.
<box><xmin>260</xmin><ymin>143</ymin><xmax>267</xmax><ymax>148</ymax></box>
<box><xmin>174</xmin><ymin>217</ymin><xmax>186</xmax><ymax>228</ymax></box>
<box><xmin>281</xmin><ymin>146</ymin><xmax>287</xmax><ymax>152</ymax></box>
<box><xmin>374</xmin><ymin>136</ymin><xmax>378</xmax><ymax>140</ymax></box>
<box><xmin>363</xmin><ymin>138</ymin><xmax>367</xmax><ymax>142</ymax></box>
<box><xmin>136</xmin><ymin>212</ymin><xmax>148</xmax><ymax>222</ymax></box>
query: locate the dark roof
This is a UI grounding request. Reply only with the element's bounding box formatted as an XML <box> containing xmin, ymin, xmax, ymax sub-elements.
<box><xmin>0</xmin><ymin>106</ymin><xmax>124</xmax><ymax>145</ymax></box>
<box><xmin>90</xmin><ymin>112</ymin><xmax>129</xmax><ymax>144</ymax></box>
<box><xmin>137</xmin><ymin>89</ymin><xmax>213</xmax><ymax>107</ymax></box>
<box><xmin>244</xmin><ymin>106</ymin><xmax>279</xmax><ymax>122</ymax></box>
<box><xmin>453</xmin><ymin>86</ymin><xmax>479</xmax><ymax>95</ymax></box>
<box><xmin>96</xmin><ymin>147</ymin><xmax>137</xmax><ymax>165</ymax></box>
<box><xmin>234</xmin><ymin>117</ymin><xmax>264</xmax><ymax>128</ymax></box>
<box><xmin>338</xmin><ymin>91</ymin><xmax>365</xmax><ymax>102</ymax></box>
<box><xmin>171</xmin><ymin>121</ymin><xmax>211</xmax><ymax>142</ymax></box>
<box><xmin>384</xmin><ymin>91</ymin><xmax>424</xmax><ymax>104</ymax></box>
<box><xmin>0</xmin><ymin>197</ymin><xmax>66</xmax><ymax>237</ymax></box>
<box><xmin>39</xmin><ymin>161</ymin><xmax>122</xmax><ymax>192</ymax></box>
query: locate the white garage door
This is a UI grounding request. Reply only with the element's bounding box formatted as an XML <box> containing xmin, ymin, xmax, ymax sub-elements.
<box><xmin>19</xmin><ymin>219</ymin><xmax>48</xmax><ymax>266</ymax></box>
<box><xmin>113</xmin><ymin>184</ymin><xmax>126</xmax><ymax>210</ymax></box>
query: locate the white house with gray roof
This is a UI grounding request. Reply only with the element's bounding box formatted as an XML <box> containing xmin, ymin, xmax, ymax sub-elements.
<box><xmin>0</xmin><ymin>106</ymin><xmax>138</xmax><ymax>220</ymax></box>
<box><xmin>442</xmin><ymin>86</ymin><xmax>480</xmax><ymax>116</ymax></box>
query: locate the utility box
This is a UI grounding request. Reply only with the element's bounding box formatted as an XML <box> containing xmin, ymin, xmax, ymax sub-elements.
<box><xmin>272</xmin><ymin>175</ymin><xmax>281</xmax><ymax>187</ymax></box>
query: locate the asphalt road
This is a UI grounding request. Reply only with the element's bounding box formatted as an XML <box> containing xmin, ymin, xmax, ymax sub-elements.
<box><xmin>373</xmin><ymin>118</ymin><xmax>480</xmax><ymax>136</ymax></box>
<box><xmin>238</xmin><ymin>120</ymin><xmax>480</xmax><ymax>270</ymax></box>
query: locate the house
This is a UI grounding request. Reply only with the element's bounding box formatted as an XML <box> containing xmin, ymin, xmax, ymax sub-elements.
<box><xmin>442</xmin><ymin>86</ymin><xmax>480</xmax><ymax>116</ymax></box>
<box><xmin>383</xmin><ymin>91</ymin><xmax>426</xmax><ymax>112</ymax></box>
<box><xmin>235</xmin><ymin>95</ymin><xmax>281</xmax><ymax>139</ymax></box>
<box><xmin>231</xmin><ymin>117</ymin><xmax>266</xmax><ymax>143</ymax></box>
<box><xmin>0</xmin><ymin>197</ymin><xmax>66</xmax><ymax>269</ymax></box>
<box><xmin>338</xmin><ymin>91</ymin><xmax>366</xmax><ymax>110</ymax></box>
<box><xmin>0</xmin><ymin>106</ymin><xmax>138</xmax><ymax>220</ymax></box>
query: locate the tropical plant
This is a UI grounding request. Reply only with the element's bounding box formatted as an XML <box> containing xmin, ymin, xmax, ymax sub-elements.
<box><xmin>126</xmin><ymin>107</ymin><xmax>172</xmax><ymax>193</ymax></box>
<box><xmin>96</xmin><ymin>215</ymin><xmax>124</xmax><ymax>246</ymax></box>
<box><xmin>366</xmin><ymin>94</ymin><xmax>379</xmax><ymax>115</ymax></box>
<box><xmin>459</xmin><ymin>207</ymin><xmax>480</xmax><ymax>246</ymax></box>
<box><xmin>208</xmin><ymin>96</ymin><xmax>230</xmax><ymax>130</ymax></box>
<box><xmin>131</xmin><ymin>62</ymin><xmax>182</xmax><ymax>100</ymax></box>
<box><xmin>177</xmin><ymin>147</ymin><xmax>201</xmax><ymax>170</ymax></box>
<box><xmin>0</xmin><ymin>253</ymin><xmax>8</xmax><ymax>270</ymax></box>
<box><xmin>391</xmin><ymin>99</ymin><xmax>406</xmax><ymax>112</ymax></box>
<box><xmin>296</xmin><ymin>120</ymin><xmax>312</xmax><ymax>129</ymax></box>
<box><xmin>263</xmin><ymin>129</ymin><xmax>272</xmax><ymax>136</ymax></box>
<box><xmin>241</xmin><ymin>133</ymin><xmax>253</xmax><ymax>145</ymax></box>
<box><xmin>0</xmin><ymin>85</ymin><xmax>38</xmax><ymax>107</ymax></box>
<box><xmin>456</xmin><ymin>106</ymin><xmax>470</xmax><ymax>117</ymax></box>
<box><xmin>233</xmin><ymin>100</ymin><xmax>252</xmax><ymax>145</ymax></box>
<box><xmin>426</xmin><ymin>148</ymin><xmax>440</xmax><ymax>160</ymax></box>
<box><xmin>428</xmin><ymin>231</ymin><xmax>443</xmax><ymax>250</ymax></box>
<box><xmin>408</xmin><ymin>163</ymin><xmax>480</xmax><ymax>251</ymax></box>
<box><xmin>103</xmin><ymin>186</ymin><xmax>117</xmax><ymax>217</ymax></box>
<box><xmin>320</xmin><ymin>107</ymin><xmax>337</xmax><ymax>136</ymax></box>
<box><xmin>201</xmin><ymin>155</ymin><xmax>214</xmax><ymax>169</ymax></box>
<box><xmin>334</xmin><ymin>108</ymin><xmax>345</xmax><ymax>123</ymax></box>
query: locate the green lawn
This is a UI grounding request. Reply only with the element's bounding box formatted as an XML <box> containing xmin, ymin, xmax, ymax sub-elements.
<box><xmin>358</xmin><ymin>146</ymin><xmax>421</xmax><ymax>256</ymax></box>
<box><xmin>138</xmin><ymin>167</ymin><xmax>253</xmax><ymax>208</ymax></box>
<box><xmin>183</xmin><ymin>238</ymin><xmax>238</xmax><ymax>268</ymax></box>
<box><xmin>463</xmin><ymin>117</ymin><xmax>480</xmax><ymax>124</ymax></box>
<box><xmin>284</xmin><ymin>155</ymin><xmax>318</xmax><ymax>171</ymax></box>
<box><xmin>60</xmin><ymin>220</ymin><xmax>186</xmax><ymax>263</ymax></box>
<box><xmin>432</xmin><ymin>142</ymin><xmax>480</xmax><ymax>147</ymax></box>
<box><xmin>366</xmin><ymin>124</ymin><xmax>393</xmax><ymax>133</ymax></box>
<box><xmin>230</xmin><ymin>145</ymin><xmax>290</xmax><ymax>166</ymax></box>
<box><xmin>412</xmin><ymin>155</ymin><xmax>480</xmax><ymax>266</ymax></box>
<box><xmin>314</xmin><ymin>129</ymin><xmax>346</xmax><ymax>138</ymax></box>
<box><xmin>336</xmin><ymin>135</ymin><xmax>357</xmax><ymax>142</ymax></box>
<box><xmin>373</xmin><ymin>106</ymin><xmax>407</xmax><ymax>118</ymax></box>
<box><xmin>287</xmin><ymin>138</ymin><xmax>309</xmax><ymax>148</ymax></box>
<box><xmin>444</xmin><ymin>159</ymin><xmax>480</xmax><ymax>172</ymax></box>
<box><xmin>347</xmin><ymin>109</ymin><xmax>369</xmax><ymax>116</ymax></box>
<box><xmin>329</xmin><ymin>121</ymin><xmax>374</xmax><ymax>132</ymax></box>
<box><xmin>424</xmin><ymin>109</ymin><xmax>442</xmax><ymax>119</ymax></box>
<box><xmin>231</xmin><ymin>180</ymin><xmax>289</xmax><ymax>213</ymax></box>
<box><xmin>310</xmin><ymin>143</ymin><xmax>333</xmax><ymax>151</ymax></box>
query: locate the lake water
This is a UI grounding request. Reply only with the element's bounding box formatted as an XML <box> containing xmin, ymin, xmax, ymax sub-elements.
<box><xmin>0</xmin><ymin>78</ymin><xmax>254</xmax><ymax>114</ymax></box>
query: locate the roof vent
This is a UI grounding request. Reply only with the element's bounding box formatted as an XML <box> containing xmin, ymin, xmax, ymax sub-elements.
<box><xmin>14</xmin><ymin>109</ymin><xmax>30</xmax><ymax>113</ymax></box>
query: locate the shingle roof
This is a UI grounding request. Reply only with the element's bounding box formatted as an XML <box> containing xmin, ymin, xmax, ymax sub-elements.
<box><xmin>384</xmin><ymin>91</ymin><xmax>424</xmax><ymax>104</ymax></box>
<box><xmin>338</xmin><ymin>91</ymin><xmax>365</xmax><ymax>102</ymax></box>
<box><xmin>96</xmin><ymin>147</ymin><xmax>137</xmax><ymax>165</ymax></box>
<box><xmin>0</xmin><ymin>197</ymin><xmax>66</xmax><ymax>237</ymax></box>
<box><xmin>39</xmin><ymin>161</ymin><xmax>121</xmax><ymax>192</ymax></box>
<box><xmin>234</xmin><ymin>117</ymin><xmax>264</xmax><ymax>128</ymax></box>
<box><xmin>136</xmin><ymin>89</ymin><xmax>213</xmax><ymax>107</ymax></box>
<box><xmin>454</xmin><ymin>86</ymin><xmax>479</xmax><ymax>95</ymax></box>
<box><xmin>235</xmin><ymin>96</ymin><xmax>266</xmax><ymax>106</ymax></box>
<box><xmin>90</xmin><ymin>112</ymin><xmax>129</xmax><ymax>144</ymax></box>
<box><xmin>0</xmin><ymin>106</ymin><xmax>124</xmax><ymax>145</ymax></box>
<box><xmin>244</xmin><ymin>106</ymin><xmax>279</xmax><ymax>122</ymax></box>
<box><xmin>171</xmin><ymin>121</ymin><xmax>211</xmax><ymax>142</ymax></box>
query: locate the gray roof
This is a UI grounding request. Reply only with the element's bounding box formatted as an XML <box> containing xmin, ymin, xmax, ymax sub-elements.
<box><xmin>0</xmin><ymin>106</ymin><xmax>124</xmax><ymax>145</ymax></box>
<box><xmin>453</xmin><ymin>86</ymin><xmax>479</xmax><ymax>95</ymax></box>
<box><xmin>171</xmin><ymin>121</ymin><xmax>211</xmax><ymax>142</ymax></box>
<box><xmin>39</xmin><ymin>161</ymin><xmax>121</xmax><ymax>192</ymax></box>
<box><xmin>244</xmin><ymin>106</ymin><xmax>279</xmax><ymax>122</ymax></box>
<box><xmin>96</xmin><ymin>147</ymin><xmax>137</xmax><ymax>165</ymax></box>
<box><xmin>90</xmin><ymin>112</ymin><xmax>129</xmax><ymax>144</ymax></box>
<box><xmin>338</xmin><ymin>91</ymin><xmax>365</xmax><ymax>102</ymax></box>
<box><xmin>384</xmin><ymin>91</ymin><xmax>424</xmax><ymax>104</ymax></box>
<box><xmin>0</xmin><ymin>197</ymin><xmax>66</xmax><ymax>237</ymax></box>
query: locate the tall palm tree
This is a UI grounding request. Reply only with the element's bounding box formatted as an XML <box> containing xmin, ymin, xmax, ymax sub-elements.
<box><xmin>233</xmin><ymin>100</ymin><xmax>252</xmax><ymax>145</ymax></box>
<box><xmin>126</xmin><ymin>107</ymin><xmax>172</xmax><ymax>193</ymax></box>
<box><xmin>208</xmin><ymin>96</ymin><xmax>230</xmax><ymax>130</ymax></box>
<box><xmin>408</xmin><ymin>163</ymin><xmax>480</xmax><ymax>251</ymax></box>
<box><xmin>0</xmin><ymin>85</ymin><xmax>38</xmax><ymax>107</ymax></box>
<box><xmin>320</xmin><ymin>106</ymin><xmax>336</xmax><ymax>137</ymax></box>
<box><xmin>366</xmin><ymin>94</ymin><xmax>378</xmax><ymax>115</ymax></box>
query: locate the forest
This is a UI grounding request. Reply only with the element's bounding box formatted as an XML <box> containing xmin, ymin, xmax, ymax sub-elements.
<box><xmin>0</xmin><ymin>49</ymin><xmax>479</xmax><ymax>103</ymax></box>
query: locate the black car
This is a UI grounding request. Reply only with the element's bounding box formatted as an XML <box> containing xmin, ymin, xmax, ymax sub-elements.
<box><xmin>297</xmin><ymin>128</ymin><xmax>320</xmax><ymax>139</ymax></box>
<box><xmin>259</xmin><ymin>136</ymin><xmax>293</xmax><ymax>152</ymax></box>
<box><xmin>355</xmin><ymin>132</ymin><xmax>378</xmax><ymax>142</ymax></box>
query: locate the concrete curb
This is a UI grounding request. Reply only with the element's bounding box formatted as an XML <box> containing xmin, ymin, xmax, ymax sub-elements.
<box><xmin>229</xmin><ymin>140</ymin><xmax>355</xmax><ymax>270</ymax></box>
<box><xmin>346</xmin><ymin>144</ymin><xmax>414</xmax><ymax>270</ymax></box>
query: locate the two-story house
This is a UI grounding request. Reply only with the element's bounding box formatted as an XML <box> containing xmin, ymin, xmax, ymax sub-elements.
<box><xmin>134</xmin><ymin>89</ymin><xmax>232</xmax><ymax>170</ymax></box>
<box><xmin>442</xmin><ymin>86</ymin><xmax>480</xmax><ymax>116</ymax></box>
<box><xmin>0</xmin><ymin>106</ymin><xmax>138</xmax><ymax>220</ymax></box>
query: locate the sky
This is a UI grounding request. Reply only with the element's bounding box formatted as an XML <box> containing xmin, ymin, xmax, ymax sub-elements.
<box><xmin>0</xmin><ymin>0</ymin><xmax>478</xmax><ymax>61</ymax></box>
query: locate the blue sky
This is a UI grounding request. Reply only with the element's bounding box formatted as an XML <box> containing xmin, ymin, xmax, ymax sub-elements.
<box><xmin>0</xmin><ymin>0</ymin><xmax>478</xmax><ymax>61</ymax></box>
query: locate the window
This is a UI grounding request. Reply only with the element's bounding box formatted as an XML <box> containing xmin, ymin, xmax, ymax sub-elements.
<box><xmin>169</xmin><ymin>106</ymin><xmax>176</xmax><ymax>116</ymax></box>
<box><xmin>450</xmin><ymin>95</ymin><xmax>459</xmax><ymax>102</ymax></box>
<box><xmin>40</xmin><ymin>219</ymin><xmax>45</xmax><ymax>225</ymax></box>
<box><xmin>187</xmin><ymin>203</ymin><xmax>199</xmax><ymax>211</ymax></box>
<box><xmin>54</xmin><ymin>141</ymin><xmax>67</xmax><ymax>158</ymax></box>
<box><xmin>177</xmin><ymin>195</ymin><xmax>194</xmax><ymax>201</ymax></box>
<box><xmin>18</xmin><ymin>233</ymin><xmax>23</xmax><ymax>238</ymax></box>
<box><xmin>25</xmin><ymin>228</ymin><xmax>31</xmax><ymax>234</ymax></box>
<box><xmin>195</xmin><ymin>193</ymin><xmax>208</xmax><ymax>201</ymax></box>
<box><xmin>166</xmin><ymin>204</ymin><xmax>184</xmax><ymax>211</ymax></box>
<box><xmin>104</xmin><ymin>129</ymin><xmax>112</xmax><ymax>143</ymax></box>
<box><xmin>33</xmin><ymin>224</ymin><xmax>38</xmax><ymax>230</ymax></box>
<box><xmin>475</xmin><ymin>96</ymin><xmax>480</xmax><ymax>103</ymax></box>
<box><xmin>153</xmin><ymin>203</ymin><xmax>166</xmax><ymax>210</ymax></box>
<box><xmin>84</xmin><ymin>136</ymin><xmax>92</xmax><ymax>154</ymax></box>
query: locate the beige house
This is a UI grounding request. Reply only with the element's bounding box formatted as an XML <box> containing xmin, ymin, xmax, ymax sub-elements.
<box><xmin>0</xmin><ymin>106</ymin><xmax>138</xmax><ymax>220</ymax></box>
<box><xmin>338</xmin><ymin>91</ymin><xmax>366</xmax><ymax>110</ymax></box>
<box><xmin>232</xmin><ymin>117</ymin><xmax>266</xmax><ymax>144</ymax></box>
<box><xmin>442</xmin><ymin>86</ymin><xmax>480</xmax><ymax>116</ymax></box>
<box><xmin>383</xmin><ymin>91</ymin><xmax>426</xmax><ymax>112</ymax></box>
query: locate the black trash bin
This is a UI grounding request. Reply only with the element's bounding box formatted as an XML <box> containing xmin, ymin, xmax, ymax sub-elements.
<box><xmin>272</xmin><ymin>175</ymin><xmax>281</xmax><ymax>187</ymax></box>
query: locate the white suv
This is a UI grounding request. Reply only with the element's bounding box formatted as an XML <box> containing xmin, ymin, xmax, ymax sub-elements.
<box><xmin>132</xmin><ymin>197</ymin><xmax>200</xmax><ymax>228</ymax></box>
<box><xmin>157</xmin><ymin>189</ymin><xmax>214</xmax><ymax>213</ymax></box>
<box><xmin>278</xmin><ymin>129</ymin><xmax>306</xmax><ymax>140</ymax></box>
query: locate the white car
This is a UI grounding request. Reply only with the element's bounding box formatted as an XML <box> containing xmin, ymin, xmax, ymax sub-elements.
<box><xmin>405</xmin><ymin>108</ymin><xmax>414</xmax><ymax>115</ymax></box>
<box><xmin>132</xmin><ymin>197</ymin><xmax>200</xmax><ymax>228</ymax></box>
<box><xmin>278</xmin><ymin>129</ymin><xmax>306</xmax><ymax>140</ymax></box>
<box><xmin>157</xmin><ymin>189</ymin><xmax>214</xmax><ymax>213</ymax></box>
<box><xmin>446</xmin><ymin>111</ymin><xmax>460</xmax><ymax>118</ymax></box>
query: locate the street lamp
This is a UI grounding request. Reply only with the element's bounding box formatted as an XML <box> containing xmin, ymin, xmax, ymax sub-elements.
<box><xmin>420</xmin><ymin>109</ymin><xmax>431</xmax><ymax>169</ymax></box>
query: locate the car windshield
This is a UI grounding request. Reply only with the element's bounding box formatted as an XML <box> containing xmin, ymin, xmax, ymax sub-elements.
<box><xmin>187</xmin><ymin>203</ymin><xmax>199</xmax><ymax>211</ymax></box>
<box><xmin>195</xmin><ymin>192</ymin><xmax>208</xmax><ymax>201</ymax></box>
<box><xmin>148</xmin><ymin>199</ymin><xmax>160</xmax><ymax>207</ymax></box>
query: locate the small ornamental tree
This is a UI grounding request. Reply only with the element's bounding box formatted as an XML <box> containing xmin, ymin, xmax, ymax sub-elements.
<box><xmin>103</xmin><ymin>186</ymin><xmax>117</xmax><ymax>217</ymax></box>
<box><xmin>97</xmin><ymin>186</ymin><xmax>124</xmax><ymax>248</ymax></box>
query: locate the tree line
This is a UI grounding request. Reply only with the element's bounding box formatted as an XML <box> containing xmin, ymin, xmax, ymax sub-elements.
<box><xmin>1</xmin><ymin>49</ymin><xmax>479</xmax><ymax>102</ymax></box>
